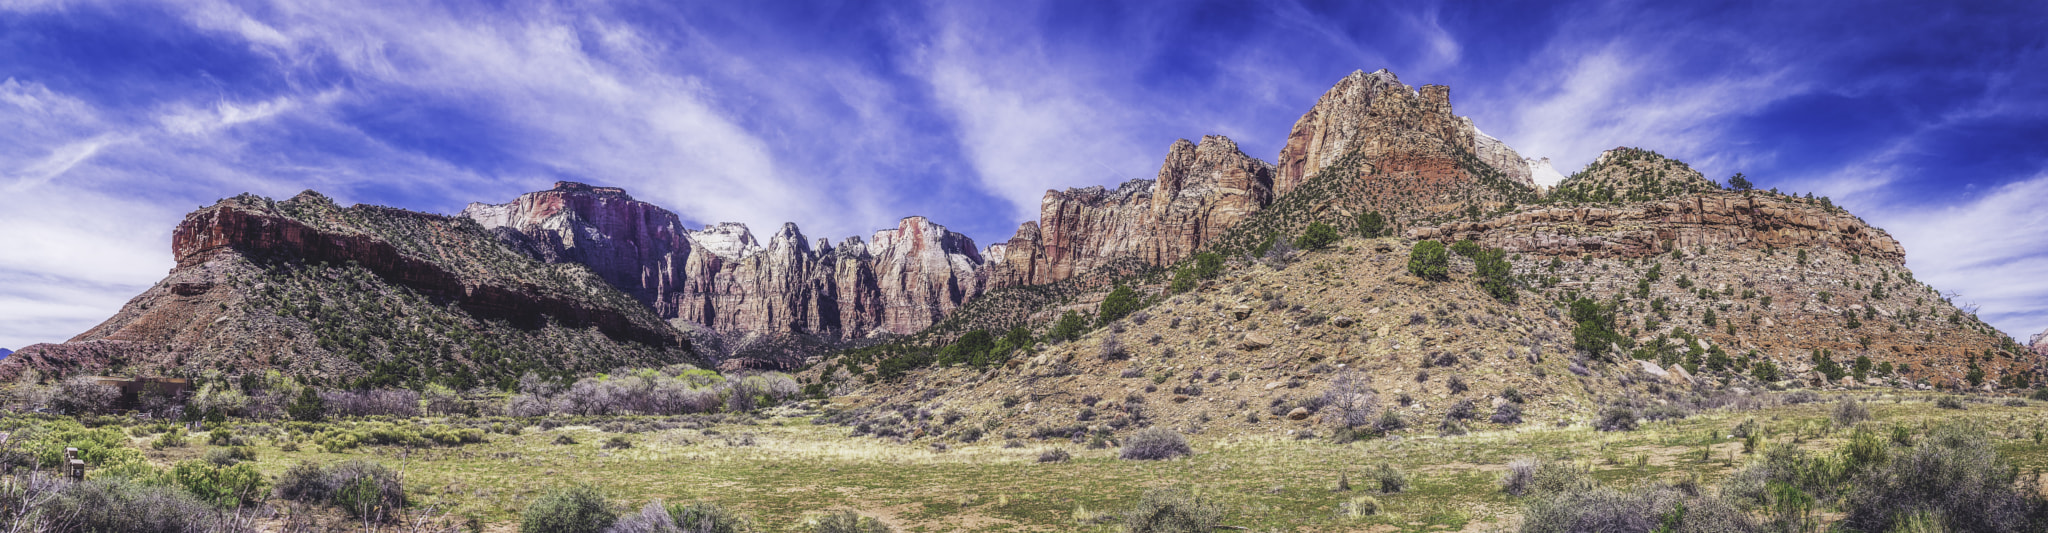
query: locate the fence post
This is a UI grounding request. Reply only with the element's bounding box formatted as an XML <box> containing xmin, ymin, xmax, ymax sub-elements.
<box><xmin>65</xmin><ymin>447</ymin><xmax>83</xmax><ymax>481</ymax></box>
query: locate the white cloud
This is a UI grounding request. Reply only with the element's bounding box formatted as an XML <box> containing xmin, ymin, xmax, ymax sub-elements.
<box><xmin>908</xmin><ymin>5</ymin><xmax>1158</xmax><ymax>222</ymax></box>
<box><xmin>1873</xmin><ymin>174</ymin><xmax>2048</xmax><ymax>339</ymax></box>
<box><xmin>1487</xmin><ymin>44</ymin><xmax>1798</xmax><ymax>177</ymax></box>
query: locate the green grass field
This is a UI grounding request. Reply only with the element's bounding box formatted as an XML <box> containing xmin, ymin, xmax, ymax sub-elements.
<box><xmin>15</xmin><ymin>391</ymin><xmax>2042</xmax><ymax>532</ymax></box>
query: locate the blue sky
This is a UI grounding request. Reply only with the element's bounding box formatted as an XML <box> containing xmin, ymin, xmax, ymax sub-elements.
<box><xmin>2</xmin><ymin>0</ymin><xmax>2045</xmax><ymax>349</ymax></box>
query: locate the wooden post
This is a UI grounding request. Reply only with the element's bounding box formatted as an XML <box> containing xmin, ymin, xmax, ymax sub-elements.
<box><xmin>64</xmin><ymin>447</ymin><xmax>82</xmax><ymax>481</ymax></box>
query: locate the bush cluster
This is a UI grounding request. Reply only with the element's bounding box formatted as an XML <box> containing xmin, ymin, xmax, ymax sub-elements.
<box><xmin>1119</xmin><ymin>428</ymin><xmax>1191</xmax><ymax>461</ymax></box>
<box><xmin>274</xmin><ymin>459</ymin><xmax>408</xmax><ymax>522</ymax></box>
<box><xmin>507</xmin><ymin>370</ymin><xmax>798</xmax><ymax>417</ymax></box>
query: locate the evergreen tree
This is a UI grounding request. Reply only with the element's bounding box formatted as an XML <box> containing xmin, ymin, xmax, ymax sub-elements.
<box><xmin>1407</xmin><ymin>241</ymin><xmax>1449</xmax><ymax>281</ymax></box>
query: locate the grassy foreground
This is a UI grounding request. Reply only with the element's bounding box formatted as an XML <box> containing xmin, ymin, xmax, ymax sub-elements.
<box><xmin>10</xmin><ymin>392</ymin><xmax>2048</xmax><ymax>532</ymax></box>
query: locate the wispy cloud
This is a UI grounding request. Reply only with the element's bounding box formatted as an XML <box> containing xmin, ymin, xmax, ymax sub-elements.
<box><xmin>907</xmin><ymin>4</ymin><xmax>1156</xmax><ymax>223</ymax></box>
<box><xmin>1486</xmin><ymin>42</ymin><xmax>1799</xmax><ymax>184</ymax></box>
<box><xmin>1873</xmin><ymin>174</ymin><xmax>2048</xmax><ymax>338</ymax></box>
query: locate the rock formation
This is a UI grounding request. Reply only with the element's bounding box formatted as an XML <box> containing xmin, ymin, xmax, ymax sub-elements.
<box><xmin>2033</xmin><ymin>328</ymin><xmax>2048</xmax><ymax>357</ymax></box>
<box><xmin>1416</xmin><ymin>148</ymin><xmax>1906</xmax><ymax>262</ymax></box>
<box><xmin>985</xmin><ymin>135</ymin><xmax>1275</xmax><ymax>287</ymax></box>
<box><xmin>1274</xmin><ymin>69</ymin><xmax>1533</xmax><ymax>197</ymax></box>
<box><xmin>1414</xmin><ymin>191</ymin><xmax>1907</xmax><ymax>262</ymax></box>
<box><xmin>464</xmin><ymin>183</ymin><xmax>986</xmax><ymax>343</ymax></box>
<box><xmin>1</xmin><ymin>191</ymin><xmax>694</xmax><ymax>383</ymax></box>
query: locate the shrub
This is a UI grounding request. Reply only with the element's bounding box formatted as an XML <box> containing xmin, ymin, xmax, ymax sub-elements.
<box><xmin>2032</xmin><ymin>387</ymin><xmax>2048</xmax><ymax>402</ymax></box>
<box><xmin>1319</xmin><ymin>371</ymin><xmax>1378</xmax><ymax>429</ymax></box>
<box><xmin>203</xmin><ymin>446</ymin><xmax>256</xmax><ymax>466</ymax></box>
<box><xmin>274</xmin><ymin>459</ymin><xmax>408</xmax><ymax>522</ymax></box>
<box><xmin>522</xmin><ymin>485</ymin><xmax>617</xmax><ymax>533</ymax></box>
<box><xmin>608</xmin><ymin>501</ymin><xmax>751</xmax><ymax>533</ymax></box>
<box><xmin>151</xmin><ymin>428</ymin><xmax>189</xmax><ymax>450</ymax></box>
<box><xmin>1474</xmin><ymin>248</ymin><xmax>1516</xmax><ymax>302</ymax></box>
<box><xmin>1038</xmin><ymin>448</ymin><xmax>1072</xmax><ymax>463</ymax></box>
<box><xmin>1449</xmin><ymin>239</ymin><xmax>1481</xmax><ymax>257</ymax></box>
<box><xmin>1936</xmin><ymin>396</ymin><xmax>1967</xmax><ymax>410</ymax></box>
<box><xmin>1119</xmin><ymin>428</ymin><xmax>1191</xmax><ymax>461</ymax></box>
<box><xmin>168</xmin><ymin>459</ymin><xmax>267</xmax><ymax>508</ymax></box>
<box><xmin>207</xmin><ymin>428</ymin><xmax>234</xmax><ymax>446</ymax></box>
<box><xmin>1370</xmin><ymin>463</ymin><xmax>1406</xmax><ymax>493</ymax></box>
<box><xmin>1294</xmin><ymin>221</ymin><xmax>1341</xmax><ymax>250</ymax></box>
<box><xmin>1356</xmin><ymin>211</ymin><xmax>1386</xmax><ymax>238</ymax></box>
<box><xmin>1840</xmin><ymin>424</ymin><xmax>2048</xmax><ymax>533</ymax></box>
<box><xmin>1048</xmin><ymin>310</ymin><xmax>1090</xmax><ymax>343</ymax></box>
<box><xmin>286</xmin><ymin>386</ymin><xmax>326</xmax><ymax>422</ymax></box>
<box><xmin>42</xmin><ymin>476</ymin><xmax>245</xmax><ymax>533</ymax></box>
<box><xmin>1120</xmin><ymin>487</ymin><xmax>1223</xmax><ymax>533</ymax></box>
<box><xmin>49</xmin><ymin>376</ymin><xmax>119</xmax><ymax>415</ymax></box>
<box><xmin>602</xmin><ymin>436</ymin><xmax>633</xmax><ymax>450</ymax></box>
<box><xmin>1099</xmin><ymin>333</ymin><xmax>1128</xmax><ymax>361</ymax></box>
<box><xmin>30</xmin><ymin>425</ymin><xmax>140</xmax><ymax>468</ymax></box>
<box><xmin>1406</xmin><ymin>241</ymin><xmax>1449</xmax><ymax>281</ymax></box>
<box><xmin>1490</xmin><ymin>403</ymin><xmax>1524</xmax><ymax>425</ymax></box>
<box><xmin>1518</xmin><ymin>483</ymin><xmax>1758</xmax><ymax>533</ymax></box>
<box><xmin>1337</xmin><ymin>495</ymin><xmax>1380</xmax><ymax>518</ymax></box>
<box><xmin>1597</xmin><ymin>406</ymin><xmax>1638</xmax><ymax>432</ymax></box>
<box><xmin>811</xmin><ymin>510</ymin><xmax>891</xmax><ymax>533</ymax></box>
<box><xmin>1569</xmin><ymin>298</ymin><xmax>1626</xmax><ymax>361</ymax></box>
<box><xmin>1831</xmin><ymin>398</ymin><xmax>1871</xmax><ymax>427</ymax></box>
<box><xmin>1501</xmin><ymin>458</ymin><xmax>1539</xmax><ymax>496</ymax></box>
<box><xmin>1098</xmin><ymin>284</ymin><xmax>1142</xmax><ymax>327</ymax></box>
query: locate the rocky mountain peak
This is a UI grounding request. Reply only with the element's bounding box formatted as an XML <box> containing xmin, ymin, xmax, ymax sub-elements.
<box><xmin>550</xmin><ymin>181</ymin><xmax>633</xmax><ymax>198</ymax></box>
<box><xmin>690</xmin><ymin>222</ymin><xmax>760</xmax><ymax>260</ymax></box>
<box><xmin>1526</xmin><ymin>156</ymin><xmax>1567</xmax><ymax>187</ymax></box>
<box><xmin>1274</xmin><ymin>68</ymin><xmax>1531</xmax><ymax>197</ymax></box>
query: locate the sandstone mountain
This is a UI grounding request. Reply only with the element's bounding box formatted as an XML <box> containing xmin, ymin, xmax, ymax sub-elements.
<box><xmin>984</xmin><ymin>69</ymin><xmax>1538</xmax><ymax>293</ymax></box>
<box><xmin>0</xmin><ymin>191</ymin><xmax>696</xmax><ymax>386</ymax></box>
<box><xmin>6</xmin><ymin>67</ymin><xmax>2038</xmax><ymax>409</ymax></box>
<box><xmin>462</xmin><ymin>183</ymin><xmax>987</xmax><ymax>354</ymax></box>
<box><xmin>2034</xmin><ymin>328</ymin><xmax>2048</xmax><ymax>357</ymax></box>
<box><xmin>803</xmin><ymin>71</ymin><xmax>2041</xmax><ymax>437</ymax></box>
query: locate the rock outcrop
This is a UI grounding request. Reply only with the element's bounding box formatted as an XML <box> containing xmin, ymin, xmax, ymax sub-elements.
<box><xmin>1274</xmin><ymin>69</ymin><xmax>1533</xmax><ymax>197</ymax></box>
<box><xmin>2</xmin><ymin>191</ymin><xmax>695</xmax><ymax>383</ymax></box>
<box><xmin>1414</xmin><ymin>191</ymin><xmax>1907</xmax><ymax>262</ymax></box>
<box><xmin>1416</xmin><ymin>148</ymin><xmax>1906</xmax><ymax>262</ymax></box>
<box><xmin>464</xmin><ymin>183</ymin><xmax>986</xmax><ymax>342</ymax></box>
<box><xmin>2032</xmin><ymin>328</ymin><xmax>2048</xmax><ymax>357</ymax></box>
<box><xmin>986</xmin><ymin>135</ymin><xmax>1275</xmax><ymax>287</ymax></box>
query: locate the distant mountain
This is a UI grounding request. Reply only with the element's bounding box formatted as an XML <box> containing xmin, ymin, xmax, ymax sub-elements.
<box><xmin>0</xmin><ymin>348</ymin><xmax>10</xmax><ymax>360</ymax></box>
<box><xmin>1</xmin><ymin>191</ymin><xmax>697</xmax><ymax>387</ymax></box>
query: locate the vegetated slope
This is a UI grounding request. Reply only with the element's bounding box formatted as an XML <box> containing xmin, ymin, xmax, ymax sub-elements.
<box><xmin>804</xmin><ymin>139</ymin><xmax>2038</xmax><ymax>441</ymax></box>
<box><xmin>1543</xmin><ymin>147</ymin><xmax>1720</xmax><ymax>204</ymax></box>
<box><xmin>0</xmin><ymin>191</ymin><xmax>698</xmax><ymax>387</ymax></box>
<box><xmin>811</xmin><ymin>228</ymin><xmax>2030</xmax><ymax>443</ymax></box>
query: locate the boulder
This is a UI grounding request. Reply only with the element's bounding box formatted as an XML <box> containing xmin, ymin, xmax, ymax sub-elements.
<box><xmin>1239</xmin><ymin>333</ymin><xmax>1274</xmax><ymax>350</ymax></box>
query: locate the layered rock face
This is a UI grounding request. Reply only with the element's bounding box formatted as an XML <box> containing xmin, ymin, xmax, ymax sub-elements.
<box><xmin>1416</xmin><ymin>147</ymin><xmax>1906</xmax><ymax>262</ymax></box>
<box><xmin>1415</xmin><ymin>192</ymin><xmax>1907</xmax><ymax>262</ymax></box>
<box><xmin>2032</xmin><ymin>328</ymin><xmax>2048</xmax><ymax>357</ymax></box>
<box><xmin>465</xmin><ymin>183</ymin><xmax>985</xmax><ymax>341</ymax></box>
<box><xmin>1</xmin><ymin>191</ymin><xmax>694</xmax><ymax>383</ymax></box>
<box><xmin>986</xmin><ymin>135</ymin><xmax>1275</xmax><ymax>287</ymax></box>
<box><xmin>1274</xmin><ymin>69</ymin><xmax>1533</xmax><ymax>197</ymax></box>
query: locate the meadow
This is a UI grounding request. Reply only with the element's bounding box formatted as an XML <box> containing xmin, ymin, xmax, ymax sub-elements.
<box><xmin>6</xmin><ymin>389</ymin><xmax>2048</xmax><ymax>532</ymax></box>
